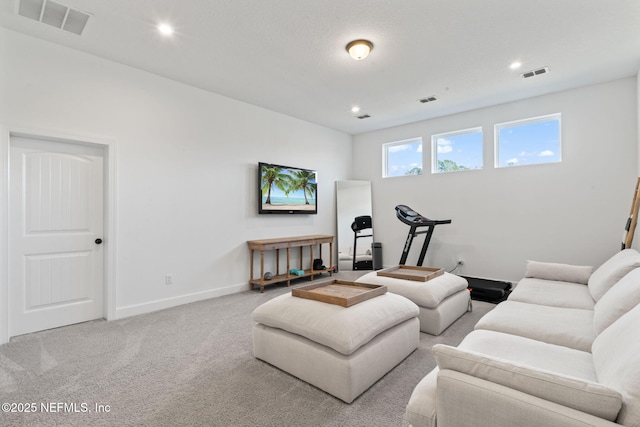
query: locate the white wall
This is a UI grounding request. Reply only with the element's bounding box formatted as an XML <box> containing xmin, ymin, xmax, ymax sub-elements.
<box><xmin>0</xmin><ymin>28</ymin><xmax>352</xmax><ymax>322</ymax></box>
<box><xmin>353</xmin><ymin>78</ymin><xmax>638</xmax><ymax>283</ymax></box>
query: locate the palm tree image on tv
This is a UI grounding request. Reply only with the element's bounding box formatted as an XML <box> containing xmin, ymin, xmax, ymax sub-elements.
<box><xmin>290</xmin><ymin>169</ymin><xmax>316</xmax><ymax>205</ymax></box>
<box><xmin>261</xmin><ymin>165</ymin><xmax>290</xmax><ymax>205</ymax></box>
<box><xmin>261</xmin><ymin>165</ymin><xmax>316</xmax><ymax>211</ymax></box>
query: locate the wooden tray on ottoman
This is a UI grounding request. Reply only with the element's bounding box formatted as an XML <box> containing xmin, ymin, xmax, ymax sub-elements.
<box><xmin>377</xmin><ymin>265</ymin><xmax>444</xmax><ymax>282</ymax></box>
<box><xmin>292</xmin><ymin>280</ymin><xmax>387</xmax><ymax>307</ymax></box>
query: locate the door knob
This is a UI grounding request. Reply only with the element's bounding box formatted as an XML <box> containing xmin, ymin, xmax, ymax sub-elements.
<box><xmin>95</xmin><ymin>238</ymin><xmax>103</xmax><ymax>245</ymax></box>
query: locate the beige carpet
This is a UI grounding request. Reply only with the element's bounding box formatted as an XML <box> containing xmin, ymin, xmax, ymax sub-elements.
<box><xmin>0</xmin><ymin>272</ymin><xmax>494</xmax><ymax>427</ymax></box>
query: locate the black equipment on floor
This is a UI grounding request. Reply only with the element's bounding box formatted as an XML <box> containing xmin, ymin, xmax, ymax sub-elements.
<box><xmin>395</xmin><ymin>205</ymin><xmax>451</xmax><ymax>266</ymax></box>
<box><xmin>463</xmin><ymin>276</ymin><xmax>512</xmax><ymax>303</ymax></box>
<box><xmin>351</xmin><ymin>215</ymin><xmax>373</xmax><ymax>270</ymax></box>
<box><xmin>371</xmin><ymin>242</ymin><xmax>383</xmax><ymax>270</ymax></box>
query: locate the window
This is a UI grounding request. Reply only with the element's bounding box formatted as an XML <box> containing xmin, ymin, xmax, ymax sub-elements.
<box><xmin>432</xmin><ymin>127</ymin><xmax>483</xmax><ymax>173</ymax></box>
<box><xmin>495</xmin><ymin>114</ymin><xmax>561</xmax><ymax>168</ymax></box>
<box><xmin>383</xmin><ymin>138</ymin><xmax>423</xmax><ymax>177</ymax></box>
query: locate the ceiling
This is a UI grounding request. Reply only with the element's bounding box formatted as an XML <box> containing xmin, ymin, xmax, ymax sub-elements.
<box><xmin>1</xmin><ymin>0</ymin><xmax>640</xmax><ymax>135</ymax></box>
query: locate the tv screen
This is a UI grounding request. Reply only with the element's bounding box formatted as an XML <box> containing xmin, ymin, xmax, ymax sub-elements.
<box><xmin>259</xmin><ymin>162</ymin><xmax>317</xmax><ymax>214</ymax></box>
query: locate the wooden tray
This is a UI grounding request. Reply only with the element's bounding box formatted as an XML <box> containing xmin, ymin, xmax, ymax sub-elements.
<box><xmin>376</xmin><ymin>265</ymin><xmax>444</xmax><ymax>282</ymax></box>
<box><xmin>292</xmin><ymin>280</ymin><xmax>387</xmax><ymax>307</ymax></box>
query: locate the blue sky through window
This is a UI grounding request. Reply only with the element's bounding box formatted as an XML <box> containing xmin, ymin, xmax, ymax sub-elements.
<box><xmin>496</xmin><ymin>115</ymin><xmax>561</xmax><ymax>167</ymax></box>
<box><xmin>433</xmin><ymin>128</ymin><xmax>483</xmax><ymax>172</ymax></box>
<box><xmin>384</xmin><ymin>139</ymin><xmax>422</xmax><ymax>177</ymax></box>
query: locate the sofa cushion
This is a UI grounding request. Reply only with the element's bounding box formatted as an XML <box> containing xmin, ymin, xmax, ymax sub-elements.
<box><xmin>355</xmin><ymin>271</ymin><xmax>468</xmax><ymax>309</ymax></box>
<box><xmin>593</xmin><ymin>268</ymin><xmax>640</xmax><ymax>335</ymax></box>
<box><xmin>588</xmin><ymin>249</ymin><xmax>640</xmax><ymax>302</ymax></box>
<box><xmin>433</xmin><ymin>343</ymin><xmax>622</xmax><ymax>421</ymax></box>
<box><xmin>474</xmin><ymin>301</ymin><xmax>595</xmax><ymax>351</ymax></box>
<box><xmin>592</xmin><ymin>303</ymin><xmax>640</xmax><ymax>427</ymax></box>
<box><xmin>508</xmin><ymin>277</ymin><xmax>595</xmax><ymax>309</ymax></box>
<box><xmin>525</xmin><ymin>260</ymin><xmax>593</xmax><ymax>284</ymax></box>
<box><xmin>251</xmin><ymin>291</ymin><xmax>418</xmax><ymax>355</ymax></box>
<box><xmin>457</xmin><ymin>330</ymin><xmax>598</xmax><ymax>381</ymax></box>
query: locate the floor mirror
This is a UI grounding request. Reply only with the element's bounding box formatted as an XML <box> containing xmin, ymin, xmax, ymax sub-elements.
<box><xmin>336</xmin><ymin>180</ymin><xmax>373</xmax><ymax>271</ymax></box>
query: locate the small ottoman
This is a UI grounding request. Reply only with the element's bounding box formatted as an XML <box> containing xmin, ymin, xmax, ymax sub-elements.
<box><xmin>252</xmin><ymin>292</ymin><xmax>420</xmax><ymax>403</ymax></box>
<box><xmin>355</xmin><ymin>271</ymin><xmax>470</xmax><ymax>335</ymax></box>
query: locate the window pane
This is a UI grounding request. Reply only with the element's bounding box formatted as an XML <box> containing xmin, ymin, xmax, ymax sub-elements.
<box><xmin>432</xmin><ymin>127</ymin><xmax>483</xmax><ymax>173</ymax></box>
<box><xmin>495</xmin><ymin>114</ymin><xmax>561</xmax><ymax>168</ymax></box>
<box><xmin>383</xmin><ymin>138</ymin><xmax>422</xmax><ymax>177</ymax></box>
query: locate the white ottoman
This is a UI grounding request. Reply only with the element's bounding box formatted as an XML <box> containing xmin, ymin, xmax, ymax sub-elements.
<box><xmin>356</xmin><ymin>271</ymin><xmax>470</xmax><ymax>335</ymax></box>
<box><xmin>252</xmin><ymin>292</ymin><xmax>420</xmax><ymax>403</ymax></box>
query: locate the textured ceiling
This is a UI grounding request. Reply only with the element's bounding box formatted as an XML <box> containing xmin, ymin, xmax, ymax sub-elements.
<box><xmin>1</xmin><ymin>0</ymin><xmax>640</xmax><ymax>135</ymax></box>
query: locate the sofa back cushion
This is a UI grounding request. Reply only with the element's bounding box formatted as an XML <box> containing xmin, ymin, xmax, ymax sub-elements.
<box><xmin>593</xmin><ymin>268</ymin><xmax>640</xmax><ymax>335</ymax></box>
<box><xmin>525</xmin><ymin>260</ymin><xmax>593</xmax><ymax>284</ymax></box>
<box><xmin>588</xmin><ymin>249</ymin><xmax>640</xmax><ymax>302</ymax></box>
<box><xmin>592</xmin><ymin>303</ymin><xmax>640</xmax><ymax>426</ymax></box>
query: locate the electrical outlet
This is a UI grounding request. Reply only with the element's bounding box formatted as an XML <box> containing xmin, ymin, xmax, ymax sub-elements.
<box><xmin>165</xmin><ymin>274</ymin><xmax>173</xmax><ymax>285</ymax></box>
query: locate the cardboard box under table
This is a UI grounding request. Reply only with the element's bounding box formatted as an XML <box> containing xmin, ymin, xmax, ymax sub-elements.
<box><xmin>251</xmin><ymin>281</ymin><xmax>420</xmax><ymax>403</ymax></box>
<box><xmin>356</xmin><ymin>266</ymin><xmax>470</xmax><ymax>335</ymax></box>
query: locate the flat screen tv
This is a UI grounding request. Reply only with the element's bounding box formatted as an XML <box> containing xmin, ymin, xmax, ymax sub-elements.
<box><xmin>259</xmin><ymin>162</ymin><xmax>317</xmax><ymax>214</ymax></box>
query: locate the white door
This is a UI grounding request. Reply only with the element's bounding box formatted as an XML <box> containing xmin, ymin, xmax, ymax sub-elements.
<box><xmin>9</xmin><ymin>136</ymin><xmax>104</xmax><ymax>337</ymax></box>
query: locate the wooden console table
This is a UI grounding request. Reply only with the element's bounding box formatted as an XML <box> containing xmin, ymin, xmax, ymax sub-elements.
<box><xmin>248</xmin><ymin>235</ymin><xmax>334</xmax><ymax>293</ymax></box>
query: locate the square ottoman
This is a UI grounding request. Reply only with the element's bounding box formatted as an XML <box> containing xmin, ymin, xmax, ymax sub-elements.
<box><xmin>252</xmin><ymin>291</ymin><xmax>420</xmax><ymax>403</ymax></box>
<box><xmin>355</xmin><ymin>271</ymin><xmax>470</xmax><ymax>335</ymax></box>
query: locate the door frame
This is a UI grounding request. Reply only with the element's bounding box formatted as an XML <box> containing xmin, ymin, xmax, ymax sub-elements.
<box><xmin>0</xmin><ymin>124</ymin><xmax>117</xmax><ymax>344</ymax></box>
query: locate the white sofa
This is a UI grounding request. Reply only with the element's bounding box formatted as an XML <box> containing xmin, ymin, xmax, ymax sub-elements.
<box><xmin>406</xmin><ymin>249</ymin><xmax>640</xmax><ymax>427</ymax></box>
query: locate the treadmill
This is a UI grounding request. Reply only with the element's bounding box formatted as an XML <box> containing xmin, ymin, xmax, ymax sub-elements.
<box><xmin>351</xmin><ymin>215</ymin><xmax>373</xmax><ymax>270</ymax></box>
<box><xmin>395</xmin><ymin>205</ymin><xmax>451</xmax><ymax>266</ymax></box>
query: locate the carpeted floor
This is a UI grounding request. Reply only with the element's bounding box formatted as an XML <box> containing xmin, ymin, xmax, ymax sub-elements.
<box><xmin>0</xmin><ymin>272</ymin><xmax>494</xmax><ymax>427</ymax></box>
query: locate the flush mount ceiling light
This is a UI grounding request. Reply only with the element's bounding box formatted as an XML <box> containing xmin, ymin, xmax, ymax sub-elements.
<box><xmin>346</xmin><ymin>39</ymin><xmax>373</xmax><ymax>60</ymax></box>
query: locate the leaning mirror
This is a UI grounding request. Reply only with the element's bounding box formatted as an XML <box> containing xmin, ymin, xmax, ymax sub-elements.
<box><xmin>336</xmin><ymin>180</ymin><xmax>373</xmax><ymax>271</ymax></box>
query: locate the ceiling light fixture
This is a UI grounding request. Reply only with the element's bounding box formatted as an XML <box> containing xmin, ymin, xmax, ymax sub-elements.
<box><xmin>346</xmin><ymin>39</ymin><xmax>373</xmax><ymax>60</ymax></box>
<box><xmin>351</xmin><ymin>106</ymin><xmax>361</xmax><ymax>113</ymax></box>
<box><xmin>510</xmin><ymin>61</ymin><xmax>522</xmax><ymax>69</ymax></box>
<box><xmin>157</xmin><ymin>23</ymin><xmax>174</xmax><ymax>36</ymax></box>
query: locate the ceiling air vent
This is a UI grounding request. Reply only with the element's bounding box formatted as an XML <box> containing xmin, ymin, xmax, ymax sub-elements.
<box><xmin>357</xmin><ymin>114</ymin><xmax>371</xmax><ymax>119</ymax></box>
<box><xmin>521</xmin><ymin>67</ymin><xmax>549</xmax><ymax>79</ymax></box>
<box><xmin>18</xmin><ymin>0</ymin><xmax>90</xmax><ymax>35</ymax></box>
<box><xmin>419</xmin><ymin>96</ymin><xmax>437</xmax><ymax>103</ymax></box>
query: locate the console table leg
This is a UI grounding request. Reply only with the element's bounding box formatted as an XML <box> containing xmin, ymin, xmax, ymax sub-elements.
<box><xmin>310</xmin><ymin>244</ymin><xmax>315</xmax><ymax>280</ymax></box>
<box><xmin>260</xmin><ymin>250</ymin><xmax>265</xmax><ymax>293</ymax></box>
<box><xmin>250</xmin><ymin>249</ymin><xmax>254</xmax><ymax>290</ymax></box>
<box><xmin>286</xmin><ymin>247</ymin><xmax>291</xmax><ymax>287</ymax></box>
<box><xmin>329</xmin><ymin>242</ymin><xmax>333</xmax><ymax>276</ymax></box>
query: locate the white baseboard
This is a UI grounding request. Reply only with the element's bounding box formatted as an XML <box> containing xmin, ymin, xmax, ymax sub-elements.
<box><xmin>115</xmin><ymin>282</ymin><xmax>249</xmax><ymax>320</ymax></box>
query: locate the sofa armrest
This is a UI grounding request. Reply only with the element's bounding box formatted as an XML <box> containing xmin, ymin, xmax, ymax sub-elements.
<box><xmin>433</xmin><ymin>344</ymin><xmax>621</xmax><ymax>421</ymax></box>
<box><xmin>436</xmin><ymin>370</ymin><xmax>620</xmax><ymax>427</ymax></box>
<box><xmin>525</xmin><ymin>261</ymin><xmax>593</xmax><ymax>284</ymax></box>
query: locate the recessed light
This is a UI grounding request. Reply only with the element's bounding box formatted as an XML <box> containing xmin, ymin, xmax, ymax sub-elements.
<box><xmin>510</xmin><ymin>61</ymin><xmax>522</xmax><ymax>70</ymax></box>
<box><xmin>351</xmin><ymin>106</ymin><xmax>360</xmax><ymax>113</ymax></box>
<box><xmin>157</xmin><ymin>23</ymin><xmax>174</xmax><ymax>36</ymax></box>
